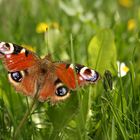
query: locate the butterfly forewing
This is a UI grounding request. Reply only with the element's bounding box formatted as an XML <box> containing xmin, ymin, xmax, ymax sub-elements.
<box><xmin>55</xmin><ymin>63</ymin><xmax>100</xmax><ymax>89</ymax></box>
<box><xmin>0</xmin><ymin>42</ymin><xmax>39</xmax><ymax>72</ymax></box>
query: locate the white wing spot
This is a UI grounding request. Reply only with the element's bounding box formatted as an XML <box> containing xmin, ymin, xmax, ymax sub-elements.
<box><xmin>20</xmin><ymin>48</ymin><xmax>26</xmax><ymax>53</ymax></box>
<box><xmin>69</xmin><ymin>64</ymin><xmax>74</xmax><ymax>69</ymax></box>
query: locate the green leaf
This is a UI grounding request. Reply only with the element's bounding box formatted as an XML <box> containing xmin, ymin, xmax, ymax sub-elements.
<box><xmin>47</xmin><ymin>93</ymin><xmax>79</xmax><ymax>140</ymax></box>
<box><xmin>88</xmin><ymin>29</ymin><xmax>117</xmax><ymax>75</ymax></box>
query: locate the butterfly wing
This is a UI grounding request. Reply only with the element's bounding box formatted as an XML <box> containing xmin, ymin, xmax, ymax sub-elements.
<box><xmin>55</xmin><ymin>63</ymin><xmax>100</xmax><ymax>89</ymax></box>
<box><xmin>8</xmin><ymin>61</ymin><xmax>70</xmax><ymax>102</ymax></box>
<box><xmin>0</xmin><ymin>42</ymin><xmax>39</xmax><ymax>72</ymax></box>
<box><xmin>0</xmin><ymin>42</ymin><xmax>41</xmax><ymax>99</ymax></box>
<box><xmin>8</xmin><ymin>67</ymin><xmax>38</xmax><ymax>99</ymax></box>
<box><xmin>38</xmin><ymin>72</ymin><xmax>70</xmax><ymax>102</ymax></box>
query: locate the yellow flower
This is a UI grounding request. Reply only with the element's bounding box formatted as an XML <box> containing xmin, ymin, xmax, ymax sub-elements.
<box><xmin>36</xmin><ymin>22</ymin><xmax>48</xmax><ymax>33</ymax></box>
<box><xmin>117</xmin><ymin>61</ymin><xmax>129</xmax><ymax>77</ymax></box>
<box><xmin>22</xmin><ymin>44</ymin><xmax>36</xmax><ymax>52</ymax></box>
<box><xmin>127</xmin><ymin>19</ymin><xmax>136</xmax><ymax>31</ymax></box>
<box><xmin>118</xmin><ymin>0</ymin><xmax>133</xmax><ymax>8</ymax></box>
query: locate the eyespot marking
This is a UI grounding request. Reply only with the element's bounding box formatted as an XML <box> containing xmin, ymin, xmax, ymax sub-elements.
<box><xmin>55</xmin><ymin>79</ymin><xmax>70</xmax><ymax>97</ymax></box>
<box><xmin>56</xmin><ymin>85</ymin><xmax>69</xmax><ymax>97</ymax></box>
<box><xmin>55</xmin><ymin>82</ymin><xmax>69</xmax><ymax>97</ymax></box>
<box><xmin>8</xmin><ymin>71</ymin><xmax>25</xmax><ymax>85</ymax></box>
<box><xmin>0</xmin><ymin>42</ymin><xmax>14</xmax><ymax>54</ymax></box>
<box><xmin>80</xmin><ymin>67</ymin><xmax>99</xmax><ymax>82</ymax></box>
<box><xmin>83</xmin><ymin>68</ymin><xmax>92</xmax><ymax>75</ymax></box>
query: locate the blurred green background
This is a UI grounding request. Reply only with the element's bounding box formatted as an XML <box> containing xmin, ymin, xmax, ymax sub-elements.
<box><xmin>0</xmin><ymin>0</ymin><xmax>140</xmax><ymax>140</ymax></box>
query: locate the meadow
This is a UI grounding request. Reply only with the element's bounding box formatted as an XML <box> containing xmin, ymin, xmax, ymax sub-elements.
<box><xmin>0</xmin><ymin>0</ymin><xmax>140</xmax><ymax>140</ymax></box>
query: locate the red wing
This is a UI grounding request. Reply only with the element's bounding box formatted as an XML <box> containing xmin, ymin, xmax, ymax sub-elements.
<box><xmin>55</xmin><ymin>63</ymin><xmax>100</xmax><ymax>90</ymax></box>
<box><xmin>8</xmin><ymin>61</ymin><xmax>70</xmax><ymax>103</ymax></box>
<box><xmin>0</xmin><ymin>42</ymin><xmax>39</xmax><ymax>72</ymax></box>
<box><xmin>55</xmin><ymin>63</ymin><xmax>77</xmax><ymax>89</ymax></box>
<box><xmin>8</xmin><ymin>66</ymin><xmax>38</xmax><ymax>97</ymax></box>
<box><xmin>38</xmin><ymin>72</ymin><xmax>70</xmax><ymax>102</ymax></box>
<box><xmin>4</xmin><ymin>53</ymin><xmax>39</xmax><ymax>72</ymax></box>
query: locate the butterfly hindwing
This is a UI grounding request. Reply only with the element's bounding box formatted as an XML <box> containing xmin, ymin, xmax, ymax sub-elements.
<box><xmin>38</xmin><ymin>73</ymin><xmax>70</xmax><ymax>102</ymax></box>
<box><xmin>8</xmin><ymin>65</ymin><xmax>39</xmax><ymax>97</ymax></box>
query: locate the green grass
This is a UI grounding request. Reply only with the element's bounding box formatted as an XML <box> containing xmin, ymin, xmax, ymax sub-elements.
<box><xmin>0</xmin><ymin>0</ymin><xmax>140</xmax><ymax>140</ymax></box>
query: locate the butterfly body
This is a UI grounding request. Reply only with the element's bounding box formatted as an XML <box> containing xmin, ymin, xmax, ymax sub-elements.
<box><xmin>0</xmin><ymin>42</ymin><xmax>100</xmax><ymax>102</ymax></box>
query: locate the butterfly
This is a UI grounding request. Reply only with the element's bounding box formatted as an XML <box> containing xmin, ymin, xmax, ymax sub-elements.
<box><xmin>0</xmin><ymin>42</ymin><xmax>100</xmax><ymax>102</ymax></box>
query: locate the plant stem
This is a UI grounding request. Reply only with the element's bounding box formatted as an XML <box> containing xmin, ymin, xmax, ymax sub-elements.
<box><xmin>13</xmin><ymin>88</ymin><xmax>40</xmax><ymax>140</ymax></box>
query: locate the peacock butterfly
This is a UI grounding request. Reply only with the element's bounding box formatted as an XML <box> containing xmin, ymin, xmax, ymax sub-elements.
<box><xmin>0</xmin><ymin>42</ymin><xmax>100</xmax><ymax>102</ymax></box>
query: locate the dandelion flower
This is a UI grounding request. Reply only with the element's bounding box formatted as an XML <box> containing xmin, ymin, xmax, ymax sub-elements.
<box><xmin>117</xmin><ymin>61</ymin><xmax>129</xmax><ymax>77</ymax></box>
<box><xmin>127</xmin><ymin>19</ymin><xmax>136</xmax><ymax>31</ymax></box>
<box><xmin>36</xmin><ymin>22</ymin><xmax>48</xmax><ymax>33</ymax></box>
<box><xmin>118</xmin><ymin>0</ymin><xmax>133</xmax><ymax>8</ymax></box>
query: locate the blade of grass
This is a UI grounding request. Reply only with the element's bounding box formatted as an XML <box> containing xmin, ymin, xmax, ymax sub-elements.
<box><xmin>102</xmin><ymin>96</ymin><xmax>128</xmax><ymax>140</ymax></box>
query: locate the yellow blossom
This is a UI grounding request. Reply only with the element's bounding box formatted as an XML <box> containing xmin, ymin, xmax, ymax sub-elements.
<box><xmin>118</xmin><ymin>0</ymin><xmax>133</xmax><ymax>8</ymax></box>
<box><xmin>127</xmin><ymin>19</ymin><xmax>136</xmax><ymax>31</ymax></box>
<box><xmin>117</xmin><ymin>61</ymin><xmax>129</xmax><ymax>77</ymax></box>
<box><xmin>22</xmin><ymin>44</ymin><xmax>36</xmax><ymax>52</ymax></box>
<box><xmin>36</xmin><ymin>22</ymin><xmax>48</xmax><ymax>33</ymax></box>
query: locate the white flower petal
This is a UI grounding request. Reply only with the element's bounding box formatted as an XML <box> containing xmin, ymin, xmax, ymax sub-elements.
<box><xmin>117</xmin><ymin>61</ymin><xmax>129</xmax><ymax>77</ymax></box>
